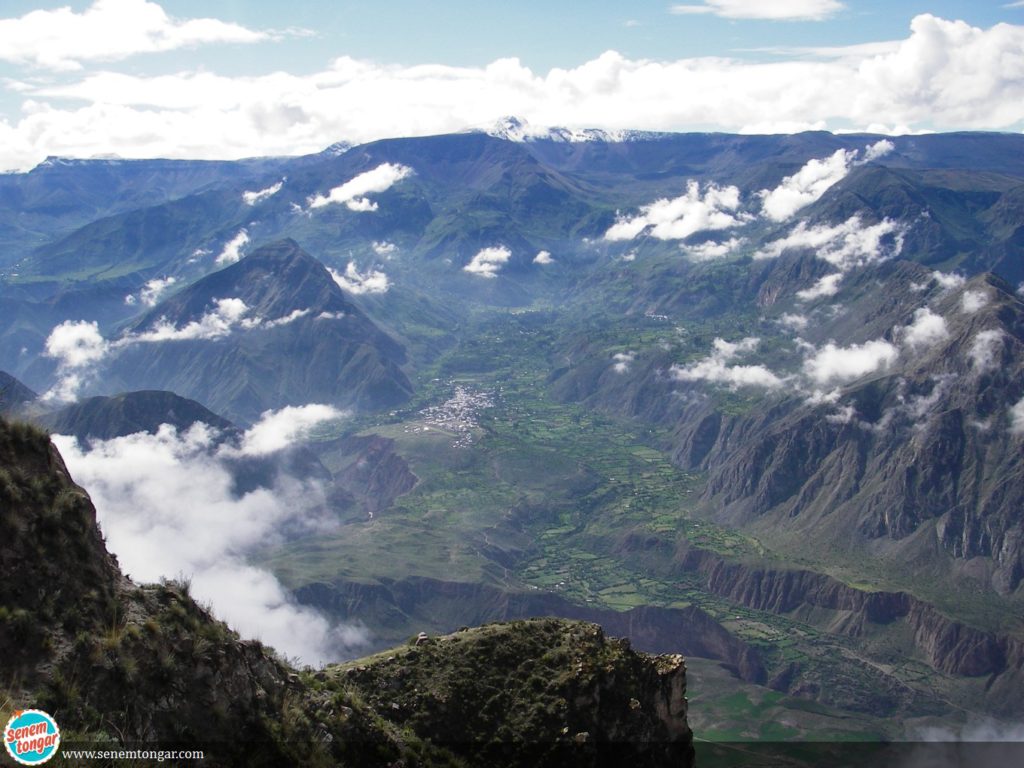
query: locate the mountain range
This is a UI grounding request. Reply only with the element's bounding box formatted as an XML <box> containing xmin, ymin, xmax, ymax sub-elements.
<box><xmin>2</xmin><ymin>124</ymin><xmax>1023</xmax><ymax>747</ymax></box>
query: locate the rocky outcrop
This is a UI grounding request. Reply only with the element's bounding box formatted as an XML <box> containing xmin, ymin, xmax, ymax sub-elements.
<box><xmin>334</xmin><ymin>619</ymin><xmax>694</xmax><ymax>766</ymax></box>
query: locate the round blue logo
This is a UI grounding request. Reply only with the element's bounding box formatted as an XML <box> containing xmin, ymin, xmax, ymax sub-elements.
<box><xmin>4</xmin><ymin>710</ymin><xmax>61</xmax><ymax>765</ymax></box>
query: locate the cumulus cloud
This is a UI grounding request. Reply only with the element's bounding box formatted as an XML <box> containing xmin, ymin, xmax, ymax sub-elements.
<box><xmin>901</xmin><ymin>307</ymin><xmax>949</xmax><ymax>351</ymax></box>
<box><xmin>672</xmin><ymin>337</ymin><xmax>785</xmax><ymax>390</ymax></box>
<box><xmin>862</xmin><ymin>139</ymin><xmax>895</xmax><ymax>162</ymax></box>
<box><xmin>53</xmin><ymin>409</ymin><xmax>362</xmax><ymax>665</ymax></box>
<box><xmin>968</xmin><ymin>329</ymin><xmax>1006</xmax><ymax>372</ymax></box>
<box><xmin>779</xmin><ymin>313</ymin><xmax>809</xmax><ymax>331</ymax></box>
<box><xmin>758</xmin><ymin>149</ymin><xmax>857</xmax><ymax>222</ymax></box>
<box><xmin>242</xmin><ymin>178</ymin><xmax>284</xmax><ymax>205</ymax></box>
<box><xmin>463</xmin><ymin>245</ymin><xmax>512</xmax><ymax>278</ymax></box>
<box><xmin>757</xmin><ymin>216</ymin><xmax>904</xmax><ymax>269</ymax></box>
<box><xmin>533</xmin><ymin>250</ymin><xmax>554</xmax><ymax>265</ymax></box>
<box><xmin>3</xmin><ymin>16</ymin><xmax>1024</xmax><ymax>170</ymax></box>
<box><xmin>41</xmin><ymin>320</ymin><xmax>111</xmax><ymax>402</ymax></box>
<box><xmin>234</xmin><ymin>404</ymin><xmax>346</xmax><ymax>456</ymax></box>
<box><xmin>931</xmin><ymin>270</ymin><xmax>966</xmax><ymax>291</ymax></box>
<box><xmin>669</xmin><ymin>0</ymin><xmax>844</xmax><ymax>20</ymax></box>
<box><xmin>611</xmin><ymin>351</ymin><xmax>635</xmax><ymax>374</ymax></box>
<box><xmin>308</xmin><ymin>163</ymin><xmax>413</xmax><ymax>211</ymax></box>
<box><xmin>125</xmin><ymin>276</ymin><xmax>177</xmax><ymax>307</ymax></box>
<box><xmin>961</xmin><ymin>289</ymin><xmax>990</xmax><ymax>314</ymax></box>
<box><xmin>605</xmin><ymin>181</ymin><xmax>747</xmax><ymax>241</ymax></box>
<box><xmin>133</xmin><ymin>297</ymin><xmax>250</xmax><ymax>342</ymax></box>
<box><xmin>216</xmin><ymin>229</ymin><xmax>249</xmax><ymax>266</ymax></box>
<box><xmin>803</xmin><ymin>339</ymin><xmax>899</xmax><ymax>385</ymax></box>
<box><xmin>681</xmin><ymin>237</ymin><xmax>745</xmax><ymax>262</ymax></box>
<box><xmin>0</xmin><ymin>0</ymin><xmax>268</xmax><ymax>71</ymax></box>
<box><xmin>372</xmin><ymin>241</ymin><xmax>397</xmax><ymax>257</ymax></box>
<box><xmin>1011</xmin><ymin>396</ymin><xmax>1024</xmax><ymax>435</ymax></box>
<box><xmin>796</xmin><ymin>273</ymin><xmax>844</xmax><ymax>301</ymax></box>
<box><xmin>328</xmin><ymin>263</ymin><xmax>390</xmax><ymax>294</ymax></box>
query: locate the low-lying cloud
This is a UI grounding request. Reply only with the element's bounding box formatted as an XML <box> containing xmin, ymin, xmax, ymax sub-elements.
<box><xmin>53</xmin><ymin>404</ymin><xmax>358</xmax><ymax>665</ymax></box>
<box><xmin>42</xmin><ymin>298</ymin><xmax>319</xmax><ymax>401</ymax></box>
<box><xmin>757</xmin><ymin>140</ymin><xmax>894</xmax><ymax>222</ymax></box>
<box><xmin>968</xmin><ymin>329</ymin><xmax>1005</xmax><ymax>372</ymax></box>
<box><xmin>803</xmin><ymin>338</ymin><xmax>899</xmax><ymax>385</ymax></box>
<box><xmin>216</xmin><ymin>228</ymin><xmax>250</xmax><ymax>266</ymax></box>
<box><xmin>463</xmin><ymin>245</ymin><xmax>512</xmax><ymax>278</ymax></box>
<box><xmin>242</xmin><ymin>178</ymin><xmax>284</xmax><ymax>205</ymax></box>
<box><xmin>901</xmin><ymin>307</ymin><xmax>949</xmax><ymax>351</ymax></box>
<box><xmin>604</xmin><ymin>181</ymin><xmax>747</xmax><ymax>242</ymax></box>
<box><xmin>125</xmin><ymin>276</ymin><xmax>177</xmax><ymax>307</ymax></box>
<box><xmin>758</xmin><ymin>215</ymin><xmax>905</xmax><ymax>301</ymax></box>
<box><xmin>672</xmin><ymin>336</ymin><xmax>785</xmax><ymax>390</ymax></box>
<box><xmin>681</xmin><ymin>237</ymin><xmax>745</xmax><ymax>262</ymax></box>
<box><xmin>308</xmin><ymin>163</ymin><xmax>413</xmax><ymax>212</ymax></box>
<box><xmin>329</xmin><ymin>263</ymin><xmax>390</xmax><ymax>294</ymax></box>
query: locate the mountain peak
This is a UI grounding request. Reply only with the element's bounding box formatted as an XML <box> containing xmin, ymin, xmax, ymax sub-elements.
<box><xmin>473</xmin><ymin>115</ymin><xmax>663</xmax><ymax>144</ymax></box>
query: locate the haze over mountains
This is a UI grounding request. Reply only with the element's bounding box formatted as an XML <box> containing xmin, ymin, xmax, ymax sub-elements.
<box><xmin>2</xmin><ymin>124</ymin><xmax>1024</xmax><ymax>742</ymax></box>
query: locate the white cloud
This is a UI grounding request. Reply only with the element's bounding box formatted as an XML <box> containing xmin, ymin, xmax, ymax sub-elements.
<box><xmin>779</xmin><ymin>313</ymin><xmax>809</xmax><ymax>331</ymax></box>
<box><xmin>756</xmin><ymin>216</ymin><xmax>904</xmax><ymax>270</ymax></box>
<box><xmin>53</xmin><ymin>416</ymin><xmax>363</xmax><ymax>665</ymax></box>
<box><xmin>307</xmin><ymin>163</ymin><xmax>413</xmax><ymax>211</ymax></box>
<box><xmin>216</xmin><ymin>229</ymin><xmax>249</xmax><ymax>266</ymax></box>
<box><xmin>862</xmin><ymin>138</ymin><xmax>895</xmax><ymax>162</ymax></box>
<box><xmin>796</xmin><ymin>273</ymin><xmax>844</xmax><ymax>301</ymax></box>
<box><xmin>932</xmin><ymin>270</ymin><xmax>966</xmax><ymax>291</ymax></box>
<box><xmin>901</xmin><ymin>307</ymin><xmax>949</xmax><ymax>351</ymax></box>
<box><xmin>682</xmin><ymin>237</ymin><xmax>745</xmax><ymax>261</ymax></box>
<box><xmin>1010</xmin><ymin>396</ymin><xmax>1024</xmax><ymax>435</ymax></box>
<box><xmin>133</xmin><ymin>297</ymin><xmax>250</xmax><ymax>342</ymax></box>
<box><xmin>605</xmin><ymin>181</ymin><xmax>747</xmax><ymax>241</ymax></box>
<box><xmin>3</xmin><ymin>16</ymin><xmax>1024</xmax><ymax>169</ymax></box>
<box><xmin>463</xmin><ymin>245</ymin><xmax>512</xmax><ymax>278</ymax></box>
<box><xmin>125</xmin><ymin>275</ymin><xmax>177</xmax><ymax>307</ymax></box>
<box><xmin>671</xmin><ymin>336</ymin><xmax>785</xmax><ymax>390</ymax></box>
<box><xmin>42</xmin><ymin>320</ymin><xmax>111</xmax><ymax>402</ymax></box>
<box><xmin>372</xmin><ymin>241</ymin><xmax>397</xmax><ymax>257</ymax></box>
<box><xmin>961</xmin><ymin>289</ymin><xmax>990</xmax><ymax>314</ymax></box>
<box><xmin>328</xmin><ymin>263</ymin><xmax>390</xmax><ymax>294</ymax></box>
<box><xmin>968</xmin><ymin>329</ymin><xmax>1006</xmax><ymax>372</ymax></box>
<box><xmin>669</xmin><ymin>0</ymin><xmax>844</xmax><ymax>21</ymax></box>
<box><xmin>259</xmin><ymin>308</ymin><xmax>311</xmax><ymax>329</ymax></box>
<box><xmin>803</xmin><ymin>339</ymin><xmax>899</xmax><ymax>385</ymax></box>
<box><xmin>533</xmin><ymin>250</ymin><xmax>554</xmax><ymax>265</ymax></box>
<box><xmin>242</xmin><ymin>179</ymin><xmax>284</xmax><ymax>205</ymax></box>
<box><xmin>44</xmin><ymin>319</ymin><xmax>109</xmax><ymax>368</ymax></box>
<box><xmin>0</xmin><ymin>0</ymin><xmax>268</xmax><ymax>72</ymax></box>
<box><xmin>758</xmin><ymin>149</ymin><xmax>857</xmax><ymax>222</ymax></box>
<box><xmin>611</xmin><ymin>351</ymin><xmax>635</xmax><ymax>374</ymax></box>
<box><xmin>234</xmin><ymin>404</ymin><xmax>346</xmax><ymax>457</ymax></box>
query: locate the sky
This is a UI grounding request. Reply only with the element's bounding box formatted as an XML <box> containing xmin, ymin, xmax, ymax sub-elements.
<box><xmin>1</xmin><ymin>0</ymin><xmax>1023</xmax><ymax>169</ymax></box>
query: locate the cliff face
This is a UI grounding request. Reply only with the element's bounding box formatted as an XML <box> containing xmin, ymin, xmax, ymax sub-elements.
<box><xmin>676</xmin><ymin>277</ymin><xmax>1024</xmax><ymax>594</ymax></box>
<box><xmin>0</xmin><ymin>417</ymin><xmax>695</xmax><ymax>767</ymax></box>
<box><xmin>676</xmin><ymin>547</ymin><xmax>1024</xmax><ymax>697</ymax></box>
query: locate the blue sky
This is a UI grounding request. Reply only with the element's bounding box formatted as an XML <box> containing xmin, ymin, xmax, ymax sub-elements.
<box><xmin>1</xmin><ymin>1</ymin><xmax>1023</xmax><ymax>169</ymax></box>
